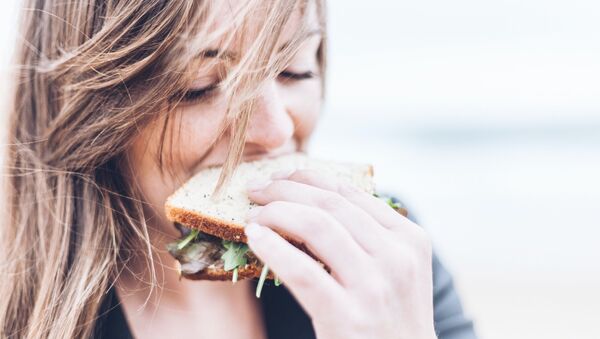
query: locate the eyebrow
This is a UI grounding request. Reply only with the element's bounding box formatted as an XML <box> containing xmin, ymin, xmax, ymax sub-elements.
<box><xmin>200</xmin><ymin>29</ymin><xmax>322</xmax><ymax>60</ymax></box>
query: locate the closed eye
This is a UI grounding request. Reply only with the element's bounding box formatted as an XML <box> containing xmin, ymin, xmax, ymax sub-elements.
<box><xmin>181</xmin><ymin>84</ymin><xmax>219</xmax><ymax>103</ymax></box>
<box><xmin>179</xmin><ymin>70</ymin><xmax>315</xmax><ymax>104</ymax></box>
<box><xmin>278</xmin><ymin>70</ymin><xmax>316</xmax><ymax>81</ymax></box>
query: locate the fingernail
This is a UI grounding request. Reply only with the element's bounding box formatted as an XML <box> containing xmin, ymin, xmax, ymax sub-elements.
<box><xmin>271</xmin><ymin>169</ymin><xmax>295</xmax><ymax>180</ymax></box>
<box><xmin>246</xmin><ymin>178</ymin><xmax>271</xmax><ymax>192</ymax></box>
<box><xmin>245</xmin><ymin>222</ymin><xmax>265</xmax><ymax>240</ymax></box>
<box><xmin>246</xmin><ymin>206</ymin><xmax>263</xmax><ymax>221</ymax></box>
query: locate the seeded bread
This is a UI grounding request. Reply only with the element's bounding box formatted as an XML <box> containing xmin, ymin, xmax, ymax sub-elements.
<box><xmin>165</xmin><ymin>152</ymin><xmax>375</xmax><ymax>281</ymax></box>
<box><xmin>165</xmin><ymin>153</ymin><xmax>375</xmax><ymax>243</ymax></box>
<box><xmin>177</xmin><ymin>263</ymin><xmax>276</xmax><ymax>281</ymax></box>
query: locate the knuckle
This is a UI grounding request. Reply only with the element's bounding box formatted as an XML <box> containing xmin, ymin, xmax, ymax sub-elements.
<box><xmin>262</xmin><ymin>179</ymin><xmax>283</xmax><ymax>196</ymax></box>
<box><xmin>301</xmin><ymin>208</ymin><xmax>335</xmax><ymax>236</ymax></box>
<box><xmin>261</xmin><ymin>201</ymin><xmax>287</xmax><ymax>218</ymax></box>
<box><xmin>392</xmin><ymin>223</ymin><xmax>432</xmax><ymax>258</ymax></box>
<box><xmin>337</xmin><ymin>181</ymin><xmax>362</xmax><ymax>197</ymax></box>
<box><xmin>265</xmin><ymin>200</ymin><xmax>288</xmax><ymax>211</ymax></box>
<box><xmin>298</xmin><ymin>218</ymin><xmax>320</xmax><ymax>237</ymax></box>
<box><xmin>357</xmin><ymin>277</ymin><xmax>390</xmax><ymax>306</ymax></box>
<box><xmin>396</xmin><ymin>247</ymin><xmax>431</xmax><ymax>287</ymax></box>
<box><xmin>317</xmin><ymin>192</ymin><xmax>347</xmax><ymax>211</ymax></box>
<box><xmin>374</xmin><ymin>240</ymin><xmax>431</xmax><ymax>287</ymax></box>
<box><xmin>265</xmin><ymin>202</ymin><xmax>328</xmax><ymax>236</ymax></box>
<box><xmin>289</xmin><ymin>169</ymin><xmax>316</xmax><ymax>182</ymax></box>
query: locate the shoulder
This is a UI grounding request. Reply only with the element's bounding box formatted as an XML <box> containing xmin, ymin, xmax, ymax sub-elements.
<box><xmin>383</xmin><ymin>192</ymin><xmax>479</xmax><ymax>339</ymax></box>
<box><xmin>431</xmin><ymin>254</ymin><xmax>478</xmax><ymax>339</ymax></box>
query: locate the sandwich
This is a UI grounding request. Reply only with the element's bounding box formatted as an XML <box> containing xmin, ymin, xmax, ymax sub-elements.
<box><xmin>165</xmin><ymin>153</ymin><xmax>406</xmax><ymax>297</ymax></box>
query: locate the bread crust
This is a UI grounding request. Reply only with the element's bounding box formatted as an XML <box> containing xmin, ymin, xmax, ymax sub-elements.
<box><xmin>367</xmin><ymin>164</ymin><xmax>374</xmax><ymax>177</ymax></box>
<box><xmin>165</xmin><ymin>204</ymin><xmax>316</xmax><ymax>258</ymax></box>
<box><xmin>164</xmin><ymin>157</ymin><xmax>373</xmax><ymax>282</ymax></box>
<box><xmin>181</xmin><ymin>264</ymin><xmax>276</xmax><ymax>281</ymax></box>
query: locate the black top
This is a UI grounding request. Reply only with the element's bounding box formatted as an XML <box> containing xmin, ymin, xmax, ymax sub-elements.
<box><xmin>95</xmin><ymin>253</ymin><xmax>477</xmax><ymax>339</ymax></box>
<box><xmin>96</xmin><ymin>198</ymin><xmax>478</xmax><ymax>339</ymax></box>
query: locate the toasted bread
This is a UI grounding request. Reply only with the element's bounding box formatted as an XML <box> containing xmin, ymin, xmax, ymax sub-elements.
<box><xmin>176</xmin><ymin>262</ymin><xmax>276</xmax><ymax>281</ymax></box>
<box><xmin>165</xmin><ymin>153</ymin><xmax>375</xmax><ymax>281</ymax></box>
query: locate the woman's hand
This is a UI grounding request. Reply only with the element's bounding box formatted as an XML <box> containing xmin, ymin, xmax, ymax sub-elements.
<box><xmin>244</xmin><ymin>169</ymin><xmax>437</xmax><ymax>339</ymax></box>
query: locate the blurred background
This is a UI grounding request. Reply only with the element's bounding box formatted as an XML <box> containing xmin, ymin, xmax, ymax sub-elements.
<box><xmin>1</xmin><ymin>1</ymin><xmax>599</xmax><ymax>338</ymax></box>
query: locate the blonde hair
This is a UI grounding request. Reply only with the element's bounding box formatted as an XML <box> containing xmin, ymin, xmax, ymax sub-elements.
<box><xmin>0</xmin><ymin>0</ymin><xmax>326</xmax><ymax>338</ymax></box>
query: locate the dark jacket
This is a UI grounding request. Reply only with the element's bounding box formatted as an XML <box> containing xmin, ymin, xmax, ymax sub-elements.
<box><xmin>95</xmin><ymin>252</ymin><xmax>477</xmax><ymax>339</ymax></box>
<box><xmin>96</xmin><ymin>197</ymin><xmax>478</xmax><ymax>339</ymax></box>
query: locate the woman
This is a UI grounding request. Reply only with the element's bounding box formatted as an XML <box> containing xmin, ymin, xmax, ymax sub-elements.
<box><xmin>0</xmin><ymin>0</ymin><xmax>477</xmax><ymax>338</ymax></box>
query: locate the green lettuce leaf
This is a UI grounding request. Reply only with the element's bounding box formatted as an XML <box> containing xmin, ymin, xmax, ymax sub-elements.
<box><xmin>373</xmin><ymin>193</ymin><xmax>403</xmax><ymax>210</ymax></box>
<box><xmin>386</xmin><ymin>197</ymin><xmax>401</xmax><ymax>210</ymax></box>
<box><xmin>221</xmin><ymin>240</ymin><xmax>249</xmax><ymax>271</ymax></box>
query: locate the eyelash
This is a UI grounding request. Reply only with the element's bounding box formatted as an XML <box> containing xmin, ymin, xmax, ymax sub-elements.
<box><xmin>181</xmin><ymin>70</ymin><xmax>316</xmax><ymax>103</ymax></box>
<box><xmin>181</xmin><ymin>83</ymin><xmax>218</xmax><ymax>102</ymax></box>
<box><xmin>278</xmin><ymin>70</ymin><xmax>316</xmax><ymax>81</ymax></box>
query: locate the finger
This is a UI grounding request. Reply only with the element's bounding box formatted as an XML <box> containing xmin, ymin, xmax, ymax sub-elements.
<box><xmin>244</xmin><ymin>222</ymin><xmax>345</xmax><ymax>317</ymax></box>
<box><xmin>246</xmin><ymin>201</ymin><xmax>369</xmax><ymax>286</ymax></box>
<box><xmin>274</xmin><ymin>169</ymin><xmax>415</xmax><ymax>233</ymax></box>
<box><xmin>247</xmin><ymin>178</ymin><xmax>385</xmax><ymax>254</ymax></box>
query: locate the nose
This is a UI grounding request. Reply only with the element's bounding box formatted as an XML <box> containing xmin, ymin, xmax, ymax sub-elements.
<box><xmin>244</xmin><ymin>79</ymin><xmax>294</xmax><ymax>151</ymax></box>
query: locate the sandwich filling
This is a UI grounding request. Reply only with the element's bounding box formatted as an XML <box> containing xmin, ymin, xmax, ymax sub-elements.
<box><xmin>167</xmin><ymin>224</ymin><xmax>277</xmax><ymax>296</ymax></box>
<box><xmin>166</xmin><ymin>194</ymin><xmax>404</xmax><ymax>296</ymax></box>
<box><xmin>167</xmin><ymin>225</ymin><xmax>258</xmax><ymax>277</ymax></box>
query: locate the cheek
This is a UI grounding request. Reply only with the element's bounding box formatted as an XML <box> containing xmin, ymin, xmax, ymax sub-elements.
<box><xmin>124</xmin><ymin>104</ymin><xmax>227</xmax><ymax>234</ymax></box>
<box><xmin>281</xmin><ymin>79</ymin><xmax>322</xmax><ymax>139</ymax></box>
<box><xmin>125</xmin><ymin>119</ymin><xmax>180</xmax><ymax>234</ymax></box>
<box><xmin>124</xmin><ymin>81</ymin><xmax>320</xmax><ymax>233</ymax></box>
<box><xmin>171</xmin><ymin>101</ymin><xmax>227</xmax><ymax>169</ymax></box>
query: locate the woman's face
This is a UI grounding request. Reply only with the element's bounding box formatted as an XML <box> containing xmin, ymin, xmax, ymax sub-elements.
<box><xmin>126</xmin><ymin>5</ymin><xmax>322</xmax><ymax>238</ymax></box>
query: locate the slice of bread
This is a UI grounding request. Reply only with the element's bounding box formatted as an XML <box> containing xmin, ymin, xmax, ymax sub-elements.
<box><xmin>165</xmin><ymin>152</ymin><xmax>375</xmax><ymax>281</ymax></box>
<box><xmin>165</xmin><ymin>152</ymin><xmax>375</xmax><ymax>244</ymax></box>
